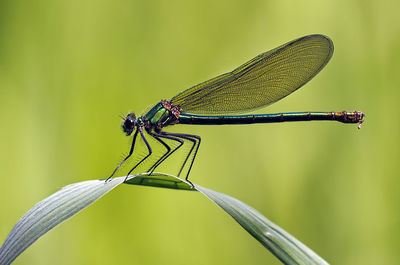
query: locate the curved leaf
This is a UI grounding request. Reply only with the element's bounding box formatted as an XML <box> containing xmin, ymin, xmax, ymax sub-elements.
<box><xmin>195</xmin><ymin>185</ymin><xmax>329</xmax><ymax>265</ymax></box>
<box><xmin>0</xmin><ymin>177</ymin><xmax>125</xmax><ymax>265</ymax></box>
<box><xmin>124</xmin><ymin>172</ymin><xmax>195</xmax><ymax>190</ymax></box>
<box><xmin>0</xmin><ymin>174</ymin><xmax>328</xmax><ymax>265</ymax></box>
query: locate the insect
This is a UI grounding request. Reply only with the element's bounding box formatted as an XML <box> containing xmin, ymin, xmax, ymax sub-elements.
<box><xmin>108</xmin><ymin>34</ymin><xmax>364</xmax><ymax>185</ymax></box>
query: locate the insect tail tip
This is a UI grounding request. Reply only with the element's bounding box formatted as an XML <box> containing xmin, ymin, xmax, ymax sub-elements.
<box><xmin>357</xmin><ymin>119</ymin><xmax>365</xmax><ymax>129</ymax></box>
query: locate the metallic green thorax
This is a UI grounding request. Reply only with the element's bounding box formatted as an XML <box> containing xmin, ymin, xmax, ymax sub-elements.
<box><xmin>143</xmin><ymin>102</ymin><xmax>172</xmax><ymax>126</ymax></box>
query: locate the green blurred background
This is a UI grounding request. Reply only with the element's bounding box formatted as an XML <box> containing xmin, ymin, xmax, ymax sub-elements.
<box><xmin>0</xmin><ymin>0</ymin><xmax>398</xmax><ymax>264</ymax></box>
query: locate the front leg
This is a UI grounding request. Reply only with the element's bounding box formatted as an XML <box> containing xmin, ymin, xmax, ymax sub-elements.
<box><xmin>125</xmin><ymin>127</ymin><xmax>152</xmax><ymax>180</ymax></box>
<box><xmin>106</xmin><ymin>129</ymin><xmax>139</xmax><ymax>182</ymax></box>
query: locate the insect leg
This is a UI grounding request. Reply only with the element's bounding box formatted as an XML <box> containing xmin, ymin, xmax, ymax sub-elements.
<box><xmin>148</xmin><ymin>132</ymin><xmax>184</xmax><ymax>174</ymax></box>
<box><xmin>106</xmin><ymin>129</ymin><xmax>139</xmax><ymax>182</ymax></box>
<box><xmin>125</xmin><ymin>127</ymin><xmax>152</xmax><ymax>181</ymax></box>
<box><xmin>161</xmin><ymin>132</ymin><xmax>201</xmax><ymax>185</ymax></box>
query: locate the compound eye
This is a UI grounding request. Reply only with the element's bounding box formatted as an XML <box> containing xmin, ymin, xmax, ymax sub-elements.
<box><xmin>122</xmin><ymin>113</ymin><xmax>136</xmax><ymax>136</ymax></box>
<box><xmin>124</xmin><ymin>119</ymin><xmax>133</xmax><ymax>130</ymax></box>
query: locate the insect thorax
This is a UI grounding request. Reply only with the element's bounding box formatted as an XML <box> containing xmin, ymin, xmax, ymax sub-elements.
<box><xmin>143</xmin><ymin>101</ymin><xmax>179</xmax><ymax>129</ymax></box>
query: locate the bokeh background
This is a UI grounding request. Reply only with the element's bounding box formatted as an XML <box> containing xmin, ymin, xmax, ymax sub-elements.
<box><xmin>0</xmin><ymin>0</ymin><xmax>399</xmax><ymax>264</ymax></box>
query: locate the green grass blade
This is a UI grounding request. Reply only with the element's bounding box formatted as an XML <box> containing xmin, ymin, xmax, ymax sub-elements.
<box><xmin>0</xmin><ymin>173</ymin><xmax>189</xmax><ymax>264</ymax></box>
<box><xmin>195</xmin><ymin>185</ymin><xmax>329</xmax><ymax>265</ymax></box>
<box><xmin>124</xmin><ymin>172</ymin><xmax>195</xmax><ymax>190</ymax></box>
<box><xmin>0</xmin><ymin>174</ymin><xmax>328</xmax><ymax>265</ymax></box>
<box><xmin>0</xmin><ymin>177</ymin><xmax>125</xmax><ymax>265</ymax></box>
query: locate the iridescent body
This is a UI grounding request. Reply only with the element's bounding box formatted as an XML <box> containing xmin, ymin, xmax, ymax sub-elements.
<box><xmin>109</xmin><ymin>34</ymin><xmax>365</xmax><ymax>185</ymax></box>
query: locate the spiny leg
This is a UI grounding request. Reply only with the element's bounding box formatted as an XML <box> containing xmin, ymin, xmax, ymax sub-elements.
<box><xmin>146</xmin><ymin>132</ymin><xmax>172</xmax><ymax>173</ymax></box>
<box><xmin>162</xmin><ymin>132</ymin><xmax>201</xmax><ymax>185</ymax></box>
<box><xmin>162</xmin><ymin>133</ymin><xmax>195</xmax><ymax>177</ymax></box>
<box><xmin>148</xmin><ymin>132</ymin><xmax>184</xmax><ymax>174</ymax></box>
<box><xmin>182</xmin><ymin>134</ymin><xmax>201</xmax><ymax>181</ymax></box>
<box><xmin>125</xmin><ymin>128</ymin><xmax>152</xmax><ymax>181</ymax></box>
<box><xmin>106</xmin><ymin>129</ymin><xmax>139</xmax><ymax>182</ymax></box>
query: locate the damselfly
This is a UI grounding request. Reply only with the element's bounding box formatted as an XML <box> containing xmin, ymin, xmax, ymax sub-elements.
<box><xmin>108</xmin><ymin>34</ymin><xmax>365</xmax><ymax>185</ymax></box>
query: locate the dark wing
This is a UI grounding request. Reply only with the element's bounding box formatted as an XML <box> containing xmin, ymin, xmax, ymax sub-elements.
<box><xmin>170</xmin><ymin>34</ymin><xmax>333</xmax><ymax>114</ymax></box>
